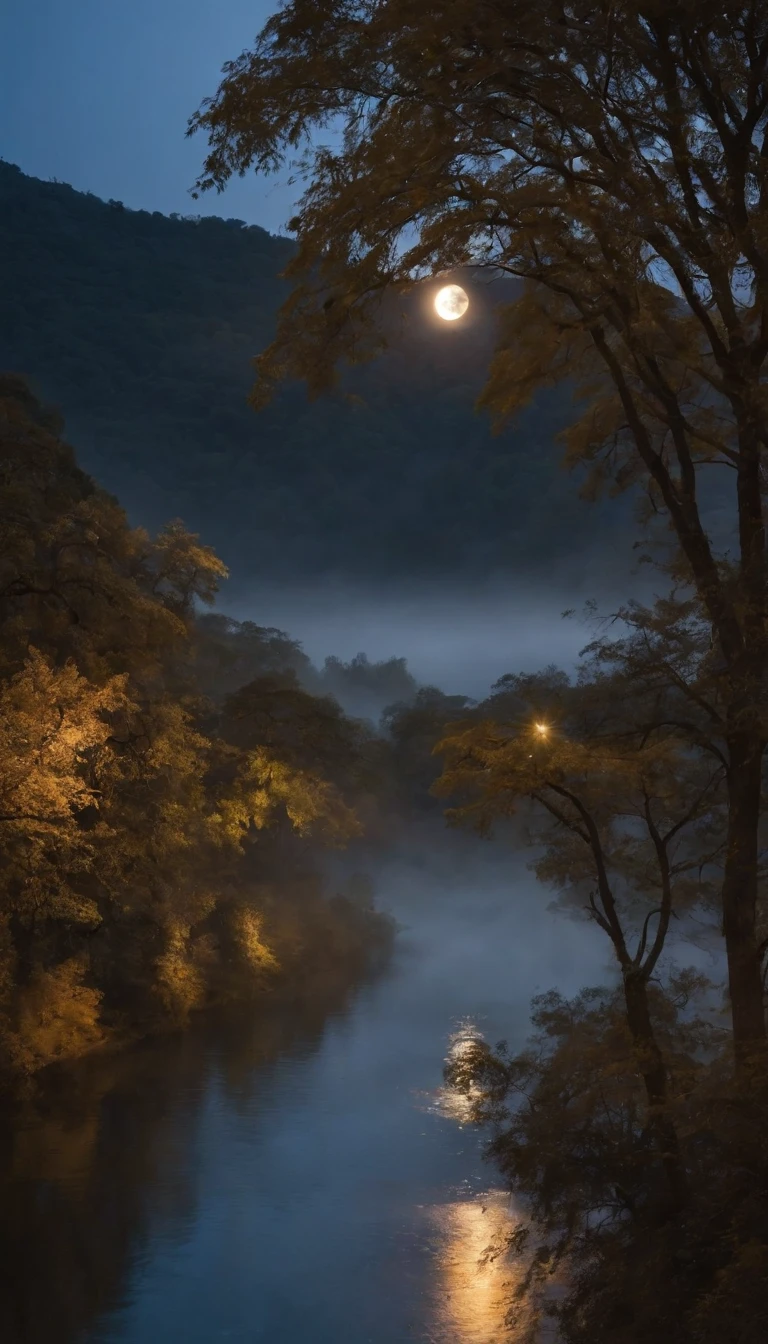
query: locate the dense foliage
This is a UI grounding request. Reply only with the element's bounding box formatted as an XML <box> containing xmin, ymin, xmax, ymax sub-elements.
<box><xmin>0</xmin><ymin>376</ymin><xmax>392</xmax><ymax>1090</ymax></box>
<box><xmin>431</xmin><ymin>636</ymin><xmax>768</xmax><ymax>1341</ymax></box>
<box><xmin>192</xmin><ymin>0</ymin><xmax>768</xmax><ymax>1055</ymax></box>
<box><xmin>5</xmin><ymin>1</ymin><xmax>768</xmax><ymax>1333</ymax></box>
<box><xmin>446</xmin><ymin>984</ymin><xmax>768</xmax><ymax>1344</ymax></box>
<box><xmin>188</xmin><ymin>9</ymin><xmax>768</xmax><ymax>1333</ymax></box>
<box><xmin>0</xmin><ymin>158</ymin><xmax>632</xmax><ymax>582</ymax></box>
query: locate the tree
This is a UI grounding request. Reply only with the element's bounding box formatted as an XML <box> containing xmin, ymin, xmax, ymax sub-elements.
<box><xmin>0</xmin><ymin>378</ymin><xmax>390</xmax><ymax>1085</ymax></box>
<box><xmin>444</xmin><ymin>978</ymin><xmax>742</xmax><ymax>1344</ymax></box>
<box><xmin>191</xmin><ymin>0</ymin><xmax>768</xmax><ymax>1055</ymax></box>
<box><xmin>0</xmin><ymin>373</ymin><xmax>227</xmax><ymax>687</ymax></box>
<box><xmin>437</xmin><ymin>664</ymin><xmax>726</xmax><ymax>1207</ymax></box>
<box><xmin>383</xmin><ymin>686</ymin><xmax>474</xmax><ymax>810</ymax></box>
<box><xmin>576</xmin><ymin>588</ymin><xmax>768</xmax><ymax>1021</ymax></box>
<box><xmin>193</xmin><ymin>614</ymin><xmax>313</xmax><ymax>701</ymax></box>
<box><xmin>0</xmin><ymin>649</ymin><xmax>128</xmax><ymax>942</ymax></box>
<box><xmin>315</xmin><ymin>653</ymin><xmax>419</xmax><ymax>722</ymax></box>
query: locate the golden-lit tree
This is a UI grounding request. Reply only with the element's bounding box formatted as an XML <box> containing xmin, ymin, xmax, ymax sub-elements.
<box><xmin>437</xmin><ymin>664</ymin><xmax>725</xmax><ymax>1205</ymax></box>
<box><xmin>0</xmin><ymin>377</ymin><xmax>383</xmax><ymax>1083</ymax></box>
<box><xmin>1</xmin><ymin>653</ymin><xmax>128</xmax><ymax>950</ymax></box>
<box><xmin>191</xmin><ymin>1</ymin><xmax>768</xmax><ymax>1054</ymax></box>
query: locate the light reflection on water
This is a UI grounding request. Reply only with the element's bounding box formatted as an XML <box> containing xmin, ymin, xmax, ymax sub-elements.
<box><xmin>424</xmin><ymin>1022</ymin><xmax>523</xmax><ymax>1343</ymax></box>
<box><xmin>0</xmin><ymin>842</ymin><xmax>604</xmax><ymax>1344</ymax></box>
<box><xmin>429</xmin><ymin>1191</ymin><xmax>520</xmax><ymax>1344</ymax></box>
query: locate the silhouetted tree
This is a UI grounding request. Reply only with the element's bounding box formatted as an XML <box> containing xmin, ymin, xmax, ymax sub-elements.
<box><xmin>383</xmin><ymin>687</ymin><xmax>473</xmax><ymax>810</ymax></box>
<box><xmin>192</xmin><ymin>0</ymin><xmax>768</xmax><ymax>1057</ymax></box>
<box><xmin>438</xmin><ymin>663</ymin><xmax>725</xmax><ymax>1208</ymax></box>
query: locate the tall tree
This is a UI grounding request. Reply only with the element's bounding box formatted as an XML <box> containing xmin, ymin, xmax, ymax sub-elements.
<box><xmin>191</xmin><ymin>0</ymin><xmax>768</xmax><ymax>1054</ymax></box>
<box><xmin>437</xmin><ymin>664</ymin><xmax>724</xmax><ymax>1205</ymax></box>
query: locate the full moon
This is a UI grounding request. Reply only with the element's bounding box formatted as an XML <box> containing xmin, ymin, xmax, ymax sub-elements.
<box><xmin>434</xmin><ymin>284</ymin><xmax>469</xmax><ymax>321</ymax></box>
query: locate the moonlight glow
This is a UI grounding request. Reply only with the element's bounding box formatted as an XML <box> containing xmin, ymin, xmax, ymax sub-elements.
<box><xmin>434</xmin><ymin>284</ymin><xmax>469</xmax><ymax>321</ymax></box>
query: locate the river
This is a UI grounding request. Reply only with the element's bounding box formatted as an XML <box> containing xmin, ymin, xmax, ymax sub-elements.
<box><xmin>0</xmin><ymin>837</ymin><xmax>606</xmax><ymax>1344</ymax></box>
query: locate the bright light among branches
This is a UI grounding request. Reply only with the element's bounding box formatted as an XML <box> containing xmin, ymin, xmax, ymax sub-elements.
<box><xmin>534</xmin><ymin>723</ymin><xmax>549</xmax><ymax>737</ymax></box>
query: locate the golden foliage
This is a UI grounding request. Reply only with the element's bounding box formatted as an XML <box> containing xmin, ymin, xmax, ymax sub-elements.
<box><xmin>148</xmin><ymin>519</ymin><xmax>229</xmax><ymax>615</ymax></box>
<box><xmin>0</xmin><ymin>381</ymin><xmax>383</xmax><ymax>1088</ymax></box>
<box><xmin>153</xmin><ymin>922</ymin><xmax>209</xmax><ymax>1024</ymax></box>
<box><xmin>0</xmin><ymin>650</ymin><xmax>129</xmax><ymax>929</ymax></box>
<box><xmin>0</xmin><ymin>648</ymin><xmax>128</xmax><ymax>834</ymax></box>
<box><xmin>229</xmin><ymin>906</ymin><xmax>280</xmax><ymax>976</ymax></box>
<box><xmin>215</xmin><ymin>747</ymin><xmax>361</xmax><ymax>847</ymax></box>
<box><xmin>14</xmin><ymin>958</ymin><xmax>104</xmax><ymax>1072</ymax></box>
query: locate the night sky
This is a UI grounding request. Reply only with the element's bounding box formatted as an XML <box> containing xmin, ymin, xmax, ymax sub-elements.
<box><xmin>1</xmin><ymin>0</ymin><xmax>297</xmax><ymax>233</ymax></box>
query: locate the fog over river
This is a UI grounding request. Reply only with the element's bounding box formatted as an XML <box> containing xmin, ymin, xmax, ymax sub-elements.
<box><xmin>227</xmin><ymin>567</ymin><xmax>657</xmax><ymax>700</ymax></box>
<box><xmin>1</xmin><ymin>836</ymin><xmax>609</xmax><ymax>1344</ymax></box>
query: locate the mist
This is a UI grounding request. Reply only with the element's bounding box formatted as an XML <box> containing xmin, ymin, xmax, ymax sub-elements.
<box><xmin>224</xmin><ymin>562</ymin><xmax>661</xmax><ymax>705</ymax></box>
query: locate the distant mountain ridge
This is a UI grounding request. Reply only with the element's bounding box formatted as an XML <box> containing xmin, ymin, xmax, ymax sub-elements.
<box><xmin>0</xmin><ymin>160</ymin><xmax>631</xmax><ymax>581</ymax></box>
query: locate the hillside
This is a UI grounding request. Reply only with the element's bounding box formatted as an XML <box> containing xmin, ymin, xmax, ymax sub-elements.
<box><xmin>0</xmin><ymin>160</ymin><xmax>630</xmax><ymax>582</ymax></box>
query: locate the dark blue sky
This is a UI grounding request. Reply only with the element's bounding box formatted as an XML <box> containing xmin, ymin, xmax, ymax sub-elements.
<box><xmin>1</xmin><ymin>0</ymin><xmax>298</xmax><ymax>234</ymax></box>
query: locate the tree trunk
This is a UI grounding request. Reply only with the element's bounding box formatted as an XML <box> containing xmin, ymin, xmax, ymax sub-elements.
<box><xmin>723</xmin><ymin>732</ymin><xmax>766</xmax><ymax>1062</ymax></box>
<box><xmin>622</xmin><ymin>969</ymin><xmax>686</xmax><ymax>1212</ymax></box>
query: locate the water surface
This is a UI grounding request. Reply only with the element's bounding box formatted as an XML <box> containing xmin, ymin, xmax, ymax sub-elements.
<box><xmin>0</xmin><ymin>841</ymin><xmax>606</xmax><ymax>1344</ymax></box>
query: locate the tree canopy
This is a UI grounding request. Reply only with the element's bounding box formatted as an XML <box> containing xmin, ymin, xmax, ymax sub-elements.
<box><xmin>0</xmin><ymin>376</ymin><xmax>392</xmax><ymax>1087</ymax></box>
<box><xmin>191</xmin><ymin>0</ymin><xmax>768</xmax><ymax>1055</ymax></box>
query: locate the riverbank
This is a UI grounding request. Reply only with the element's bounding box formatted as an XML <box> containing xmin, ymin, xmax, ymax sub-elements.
<box><xmin>0</xmin><ymin>842</ymin><xmax>604</xmax><ymax>1344</ymax></box>
<box><xmin>0</xmin><ymin>870</ymin><xmax>395</xmax><ymax>1103</ymax></box>
<box><xmin>1</xmin><ymin>379</ymin><xmax>404</xmax><ymax>1104</ymax></box>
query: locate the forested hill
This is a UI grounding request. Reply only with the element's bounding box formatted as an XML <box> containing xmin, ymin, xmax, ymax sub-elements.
<box><xmin>0</xmin><ymin>160</ymin><xmax>629</xmax><ymax>581</ymax></box>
